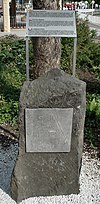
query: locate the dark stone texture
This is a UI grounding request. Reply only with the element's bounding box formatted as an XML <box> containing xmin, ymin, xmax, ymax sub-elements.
<box><xmin>11</xmin><ymin>68</ymin><xmax>86</xmax><ymax>202</ymax></box>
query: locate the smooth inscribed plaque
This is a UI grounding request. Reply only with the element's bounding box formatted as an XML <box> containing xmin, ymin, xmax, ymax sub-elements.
<box><xmin>25</xmin><ymin>108</ymin><xmax>73</xmax><ymax>152</ymax></box>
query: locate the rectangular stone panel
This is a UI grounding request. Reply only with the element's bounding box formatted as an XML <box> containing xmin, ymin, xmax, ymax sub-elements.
<box><xmin>25</xmin><ymin>108</ymin><xmax>73</xmax><ymax>152</ymax></box>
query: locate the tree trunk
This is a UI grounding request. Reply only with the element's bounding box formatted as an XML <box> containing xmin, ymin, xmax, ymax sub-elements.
<box><xmin>32</xmin><ymin>0</ymin><xmax>61</xmax><ymax>79</ymax></box>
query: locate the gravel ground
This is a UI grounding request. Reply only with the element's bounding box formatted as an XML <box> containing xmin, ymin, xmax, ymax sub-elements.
<box><xmin>0</xmin><ymin>151</ymin><xmax>100</xmax><ymax>204</ymax></box>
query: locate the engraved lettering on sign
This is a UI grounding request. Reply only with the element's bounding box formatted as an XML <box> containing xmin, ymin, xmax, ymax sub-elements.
<box><xmin>28</xmin><ymin>29</ymin><xmax>74</xmax><ymax>36</ymax></box>
<box><xmin>29</xmin><ymin>19</ymin><xmax>73</xmax><ymax>27</ymax></box>
<box><xmin>29</xmin><ymin>11</ymin><xmax>73</xmax><ymax>18</ymax></box>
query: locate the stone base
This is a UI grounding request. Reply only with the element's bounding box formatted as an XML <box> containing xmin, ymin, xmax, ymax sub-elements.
<box><xmin>11</xmin><ymin>68</ymin><xmax>86</xmax><ymax>202</ymax></box>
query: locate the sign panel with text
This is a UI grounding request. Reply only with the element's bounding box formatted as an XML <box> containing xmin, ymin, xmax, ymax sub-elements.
<box><xmin>26</xmin><ymin>10</ymin><xmax>77</xmax><ymax>37</ymax></box>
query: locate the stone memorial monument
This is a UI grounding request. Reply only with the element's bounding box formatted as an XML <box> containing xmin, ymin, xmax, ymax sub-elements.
<box><xmin>11</xmin><ymin>68</ymin><xmax>86</xmax><ymax>202</ymax></box>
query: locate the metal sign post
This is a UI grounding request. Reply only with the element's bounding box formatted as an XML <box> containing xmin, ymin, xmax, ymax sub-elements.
<box><xmin>73</xmin><ymin>37</ymin><xmax>77</xmax><ymax>77</ymax></box>
<box><xmin>26</xmin><ymin>10</ymin><xmax>77</xmax><ymax>80</ymax></box>
<box><xmin>26</xmin><ymin>11</ymin><xmax>29</xmax><ymax>81</ymax></box>
<box><xmin>26</xmin><ymin>37</ymin><xmax>29</xmax><ymax>81</ymax></box>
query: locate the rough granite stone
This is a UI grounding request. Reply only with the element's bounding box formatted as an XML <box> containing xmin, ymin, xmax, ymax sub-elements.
<box><xmin>11</xmin><ymin>68</ymin><xmax>86</xmax><ymax>202</ymax></box>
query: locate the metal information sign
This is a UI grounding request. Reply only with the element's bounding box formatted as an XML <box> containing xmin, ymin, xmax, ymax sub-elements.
<box><xmin>26</xmin><ymin>10</ymin><xmax>77</xmax><ymax>37</ymax></box>
<box><xmin>26</xmin><ymin>10</ymin><xmax>77</xmax><ymax>80</ymax></box>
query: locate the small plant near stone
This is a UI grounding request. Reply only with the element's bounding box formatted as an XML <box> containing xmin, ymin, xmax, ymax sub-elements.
<box><xmin>85</xmin><ymin>93</ymin><xmax>100</xmax><ymax>147</ymax></box>
<box><xmin>86</xmin><ymin>94</ymin><xmax>100</xmax><ymax>118</ymax></box>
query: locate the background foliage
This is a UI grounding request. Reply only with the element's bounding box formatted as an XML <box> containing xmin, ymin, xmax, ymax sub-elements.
<box><xmin>61</xmin><ymin>19</ymin><xmax>100</xmax><ymax>73</ymax></box>
<box><xmin>0</xmin><ymin>37</ymin><xmax>27</xmax><ymax>124</ymax></box>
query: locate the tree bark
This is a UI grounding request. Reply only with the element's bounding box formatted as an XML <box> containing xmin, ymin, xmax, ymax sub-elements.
<box><xmin>32</xmin><ymin>0</ymin><xmax>61</xmax><ymax>79</ymax></box>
